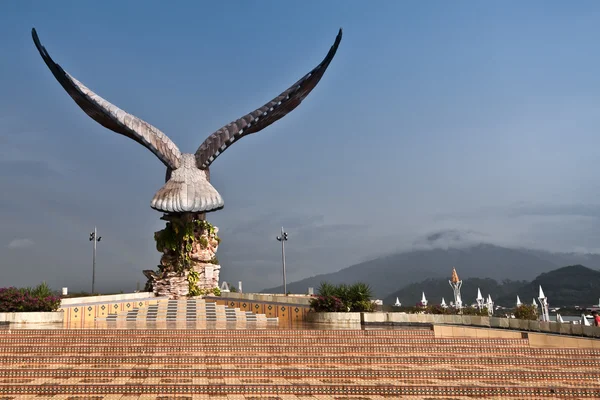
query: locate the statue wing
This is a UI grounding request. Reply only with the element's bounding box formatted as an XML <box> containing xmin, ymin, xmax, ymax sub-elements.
<box><xmin>32</xmin><ymin>28</ymin><xmax>181</xmax><ymax>170</ymax></box>
<box><xmin>195</xmin><ymin>29</ymin><xmax>342</xmax><ymax>170</ymax></box>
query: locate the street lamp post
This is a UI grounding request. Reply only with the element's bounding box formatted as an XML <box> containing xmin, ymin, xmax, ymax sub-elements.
<box><xmin>276</xmin><ymin>227</ymin><xmax>288</xmax><ymax>296</ymax></box>
<box><xmin>89</xmin><ymin>227</ymin><xmax>102</xmax><ymax>294</ymax></box>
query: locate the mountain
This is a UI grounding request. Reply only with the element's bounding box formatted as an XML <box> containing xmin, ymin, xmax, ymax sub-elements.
<box><xmin>262</xmin><ymin>243</ymin><xmax>562</xmax><ymax>298</ymax></box>
<box><xmin>382</xmin><ymin>277</ymin><xmax>527</xmax><ymax>307</ymax></box>
<box><xmin>496</xmin><ymin>265</ymin><xmax>600</xmax><ymax>307</ymax></box>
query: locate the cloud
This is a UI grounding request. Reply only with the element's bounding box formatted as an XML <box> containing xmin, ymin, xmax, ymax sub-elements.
<box><xmin>507</xmin><ymin>203</ymin><xmax>600</xmax><ymax>219</ymax></box>
<box><xmin>8</xmin><ymin>238</ymin><xmax>34</xmax><ymax>249</ymax></box>
<box><xmin>412</xmin><ymin>229</ymin><xmax>490</xmax><ymax>250</ymax></box>
<box><xmin>424</xmin><ymin>202</ymin><xmax>600</xmax><ymax>255</ymax></box>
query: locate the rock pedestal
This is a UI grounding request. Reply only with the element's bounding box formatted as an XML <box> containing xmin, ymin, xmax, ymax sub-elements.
<box><xmin>143</xmin><ymin>213</ymin><xmax>221</xmax><ymax>299</ymax></box>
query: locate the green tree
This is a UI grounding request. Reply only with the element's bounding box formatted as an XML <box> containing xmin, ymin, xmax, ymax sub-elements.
<box><xmin>347</xmin><ymin>282</ymin><xmax>374</xmax><ymax>312</ymax></box>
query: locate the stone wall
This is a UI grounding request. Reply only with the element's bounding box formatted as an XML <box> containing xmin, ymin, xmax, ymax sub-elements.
<box><xmin>0</xmin><ymin>312</ymin><xmax>63</xmax><ymax>324</ymax></box>
<box><xmin>360</xmin><ymin>312</ymin><xmax>600</xmax><ymax>339</ymax></box>
<box><xmin>61</xmin><ymin>292</ymin><xmax>158</xmax><ymax>306</ymax></box>
<box><xmin>219</xmin><ymin>292</ymin><xmax>312</xmax><ymax>306</ymax></box>
<box><xmin>306</xmin><ymin>312</ymin><xmax>361</xmax><ymax>325</ymax></box>
<box><xmin>433</xmin><ymin>325</ymin><xmax>599</xmax><ymax>348</ymax></box>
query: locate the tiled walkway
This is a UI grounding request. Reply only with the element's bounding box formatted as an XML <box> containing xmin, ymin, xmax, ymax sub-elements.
<box><xmin>0</xmin><ymin>328</ymin><xmax>599</xmax><ymax>399</ymax></box>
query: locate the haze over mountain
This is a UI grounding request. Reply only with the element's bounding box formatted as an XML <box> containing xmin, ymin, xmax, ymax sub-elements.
<box><xmin>263</xmin><ymin>242</ymin><xmax>599</xmax><ymax>299</ymax></box>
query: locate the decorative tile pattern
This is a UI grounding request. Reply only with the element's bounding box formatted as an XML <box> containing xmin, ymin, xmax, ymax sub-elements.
<box><xmin>0</xmin><ymin>327</ymin><xmax>598</xmax><ymax>397</ymax></box>
<box><xmin>91</xmin><ymin>299</ymin><xmax>277</xmax><ymax>328</ymax></box>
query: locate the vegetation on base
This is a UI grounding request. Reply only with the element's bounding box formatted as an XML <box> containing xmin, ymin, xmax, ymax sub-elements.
<box><xmin>0</xmin><ymin>282</ymin><xmax>61</xmax><ymax>312</ymax></box>
<box><xmin>310</xmin><ymin>282</ymin><xmax>375</xmax><ymax>312</ymax></box>
<box><xmin>155</xmin><ymin>218</ymin><xmax>220</xmax><ymax>272</ymax></box>
<box><xmin>187</xmin><ymin>279</ymin><xmax>221</xmax><ymax>297</ymax></box>
<box><xmin>187</xmin><ymin>270</ymin><xmax>221</xmax><ymax>297</ymax></box>
<box><xmin>187</xmin><ymin>270</ymin><xmax>202</xmax><ymax>296</ymax></box>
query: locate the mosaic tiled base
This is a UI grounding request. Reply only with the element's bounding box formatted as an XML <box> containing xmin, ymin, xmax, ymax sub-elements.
<box><xmin>60</xmin><ymin>298</ymin><xmax>279</xmax><ymax>329</ymax></box>
<box><xmin>58</xmin><ymin>297</ymin><xmax>162</xmax><ymax>328</ymax></box>
<box><xmin>208</xmin><ymin>296</ymin><xmax>311</xmax><ymax>325</ymax></box>
<box><xmin>0</xmin><ymin>329</ymin><xmax>599</xmax><ymax>398</ymax></box>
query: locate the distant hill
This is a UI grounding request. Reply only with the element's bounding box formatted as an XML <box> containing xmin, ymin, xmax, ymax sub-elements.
<box><xmin>382</xmin><ymin>277</ymin><xmax>527</xmax><ymax>307</ymax></box>
<box><xmin>262</xmin><ymin>243</ymin><xmax>563</xmax><ymax>298</ymax></box>
<box><xmin>496</xmin><ymin>265</ymin><xmax>600</xmax><ymax>307</ymax></box>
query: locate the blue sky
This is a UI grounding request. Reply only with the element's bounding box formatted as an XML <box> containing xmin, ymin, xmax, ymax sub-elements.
<box><xmin>2</xmin><ymin>1</ymin><xmax>600</xmax><ymax>293</ymax></box>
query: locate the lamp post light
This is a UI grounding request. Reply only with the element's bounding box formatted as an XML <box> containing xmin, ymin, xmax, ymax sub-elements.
<box><xmin>276</xmin><ymin>227</ymin><xmax>288</xmax><ymax>296</ymax></box>
<box><xmin>89</xmin><ymin>226</ymin><xmax>102</xmax><ymax>294</ymax></box>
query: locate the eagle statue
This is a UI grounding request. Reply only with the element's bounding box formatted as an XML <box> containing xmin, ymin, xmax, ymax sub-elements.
<box><xmin>31</xmin><ymin>28</ymin><xmax>342</xmax><ymax>214</ymax></box>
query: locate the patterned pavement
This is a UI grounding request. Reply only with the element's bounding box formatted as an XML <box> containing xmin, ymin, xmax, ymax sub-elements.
<box><xmin>0</xmin><ymin>327</ymin><xmax>599</xmax><ymax>399</ymax></box>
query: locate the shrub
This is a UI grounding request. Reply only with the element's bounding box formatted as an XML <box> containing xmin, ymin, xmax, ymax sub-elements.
<box><xmin>309</xmin><ymin>295</ymin><xmax>345</xmax><ymax>312</ymax></box>
<box><xmin>395</xmin><ymin>305</ymin><xmax>423</xmax><ymax>314</ymax></box>
<box><xmin>353</xmin><ymin>299</ymin><xmax>375</xmax><ymax>312</ymax></box>
<box><xmin>426</xmin><ymin>304</ymin><xmax>451</xmax><ymax>315</ymax></box>
<box><xmin>0</xmin><ymin>283</ymin><xmax>61</xmax><ymax>312</ymax></box>
<box><xmin>514</xmin><ymin>304</ymin><xmax>538</xmax><ymax>320</ymax></box>
<box><xmin>459</xmin><ymin>306</ymin><xmax>489</xmax><ymax>316</ymax></box>
<box><xmin>30</xmin><ymin>281</ymin><xmax>53</xmax><ymax>298</ymax></box>
<box><xmin>311</xmin><ymin>282</ymin><xmax>374</xmax><ymax>312</ymax></box>
<box><xmin>393</xmin><ymin>305</ymin><xmax>489</xmax><ymax>316</ymax></box>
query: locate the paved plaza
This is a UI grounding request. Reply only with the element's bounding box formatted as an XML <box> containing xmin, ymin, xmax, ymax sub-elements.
<box><xmin>0</xmin><ymin>313</ymin><xmax>599</xmax><ymax>399</ymax></box>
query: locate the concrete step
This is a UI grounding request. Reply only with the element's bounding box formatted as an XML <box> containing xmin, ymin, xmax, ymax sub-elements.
<box><xmin>0</xmin><ymin>353</ymin><xmax>599</xmax><ymax>368</ymax></box>
<box><xmin>0</xmin><ymin>345</ymin><xmax>589</xmax><ymax>356</ymax></box>
<box><xmin>0</xmin><ymin>337</ymin><xmax>545</xmax><ymax>346</ymax></box>
<box><xmin>0</xmin><ymin>328</ymin><xmax>597</xmax><ymax>397</ymax></box>
<box><xmin>0</xmin><ymin>329</ymin><xmax>436</xmax><ymax>337</ymax></box>
<box><xmin>1</xmin><ymin>383</ymin><xmax>596</xmax><ymax>397</ymax></box>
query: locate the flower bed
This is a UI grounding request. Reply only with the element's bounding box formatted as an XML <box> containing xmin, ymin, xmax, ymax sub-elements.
<box><xmin>309</xmin><ymin>282</ymin><xmax>375</xmax><ymax>313</ymax></box>
<box><xmin>0</xmin><ymin>283</ymin><xmax>61</xmax><ymax>312</ymax></box>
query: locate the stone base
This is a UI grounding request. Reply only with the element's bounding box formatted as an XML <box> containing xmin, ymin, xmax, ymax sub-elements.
<box><xmin>145</xmin><ymin>214</ymin><xmax>222</xmax><ymax>299</ymax></box>
<box><xmin>193</xmin><ymin>263</ymin><xmax>221</xmax><ymax>289</ymax></box>
<box><xmin>143</xmin><ymin>263</ymin><xmax>221</xmax><ymax>299</ymax></box>
<box><xmin>143</xmin><ymin>270</ymin><xmax>189</xmax><ymax>299</ymax></box>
